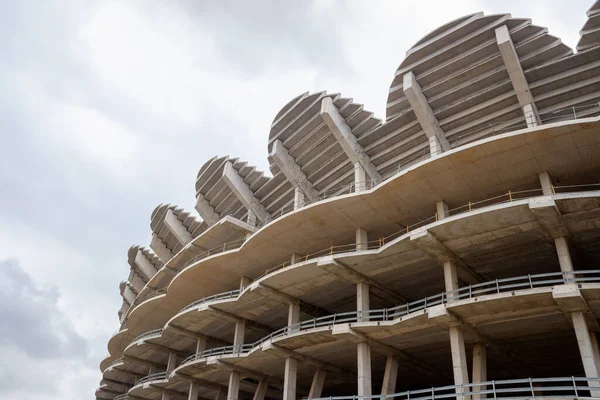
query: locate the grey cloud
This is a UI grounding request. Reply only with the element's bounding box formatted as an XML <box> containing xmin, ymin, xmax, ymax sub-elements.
<box><xmin>0</xmin><ymin>259</ymin><xmax>89</xmax><ymax>359</ymax></box>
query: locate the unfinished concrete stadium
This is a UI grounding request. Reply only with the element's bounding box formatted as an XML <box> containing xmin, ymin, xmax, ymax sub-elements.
<box><xmin>96</xmin><ymin>2</ymin><xmax>600</xmax><ymax>400</ymax></box>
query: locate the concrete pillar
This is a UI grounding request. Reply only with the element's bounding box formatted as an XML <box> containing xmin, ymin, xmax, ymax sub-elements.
<box><xmin>189</xmin><ymin>382</ymin><xmax>200</xmax><ymax>400</ymax></box>
<box><xmin>247</xmin><ymin>210</ymin><xmax>257</xmax><ymax>227</ymax></box>
<box><xmin>214</xmin><ymin>387</ymin><xmax>226</xmax><ymax>400</ymax></box>
<box><xmin>162</xmin><ymin>392</ymin><xmax>171</xmax><ymax>400</ymax></box>
<box><xmin>233</xmin><ymin>321</ymin><xmax>245</xmax><ymax>352</ymax></box>
<box><xmin>308</xmin><ymin>369</ymin><xmax>326</xmax><ymax>399</ymax></box>
<box><xmin>449</xmin><ymin>326</ymin><xmax>470</xmax><ymax>400</ymax></box>
<box><xmin>288</xmin><ymin>303</ymin><xmax>300</xmax><ymax>326</ymax></box>
<box><xmin>539</xmin><ymin>172</ymin><xmax>554</xmax><ymax>196</ymax></box>
<box><xmin>443</xmin><ymin>261</ymin><xmax>459</xmax><ymax>296</ymax></box>
<box><xmin>381</xmin><ymin>356</ymin><xmax>399</xmax><ymax>395</ymax></box>
<box><xmin>523</xmin><ymin>104</ymin><xmax>539</xmax><ymax>128</ymax></box>
<box><xmin>196</xmin><ymin>337</ymin><xmax>207</xmax><ymax>354</ymax></box>
<box><xmin>554</xmin><ymin>237</ymin><xmax>574</xmax><ymax>273</ymax></box>
<box><xmin>240</xmin><ymin>276</ymin><xmax>251</xmax><ymax>291</ymax></box>
<box><xmin>253</xmin><ymin>378</ymin><xmax>269</xmax><ymax>400</ymax></box>
<box><xmin>227</xmin><ymin>371</ymin><xmax>241</xmax><ymax>400</ymax></box>
<box><xmin>437</xmin><ymin>200</ymin><xmax>449</xmax><ymax>220</ymax></box>
<box><xmin>283</xmin><ymin>357</ymin><xmax>298</xmax><ymax>400</ymax></box>
<box><xmin>472</xmin><ymin>343</ymin><xmax>487</xmax><ymax>400</ymax></box>
<box><xmin>167</xmin><ymin>352</ymin><xmax>177</xmax><ymax>373</ymax></box>
<box><xmin>355</xmin><ymin>163</ymin><xmax>367</xmax><ymax>192</ymax></box>
<box><xmin>357</xmin><ymin>282</ymin><xmax>370</xmax><ymax>322</ymax></box>
<box><xmin>294</xmin><ymin>187</ymin><xmax>305</xmax><ymax>209</ymax></box>
<box><xmin>591</xmin><ymin>332</ymin><xmax>600</xmax><ymax>372</ymax></box>
<box><xmin>572</xmin><ymin>311</ymin><xmax>600</xmax><ymax>377</ymax></box>
<box><xmin>356</xmin><ymin>228</ymin><xmax>368</xmax><ymax>251</ymax></box>
<box><xmin>357</xmin><ymin>341</ymin><xmax>372</xmax><ymax>397</ymax></box>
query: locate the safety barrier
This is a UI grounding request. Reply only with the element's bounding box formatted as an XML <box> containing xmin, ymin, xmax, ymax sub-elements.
<box><xmin>106</xmin><ymin>357</ymin><xmax>124</xmax><ymax>370</ymax></box>
<box><xmin>315</xmin><ymin>376</ymin><xmax>600</xmax><ymax>400</ymax></box>
<box><xmin>176</xmin><ymin>270</ymin><xmax>600</xmax><ymax>369</ymax></box>
<box><xmin>134</xmin><ymin>371</ymin><xmax>168</xmax><ymax>387</ymax></box>
<box><xmin>179</xmin><ymin>289</ymin><xmax>241</xmax><ymax>314</ymax></box>
<box><xmin>131</xmin><ymin>328</ymin><xmax>163</xmax><ymax>345</ymax></box>
<box><xmin>114</xmin><ymin>394</ymin><xmax>128</xmax><ymax>400</ymax></box>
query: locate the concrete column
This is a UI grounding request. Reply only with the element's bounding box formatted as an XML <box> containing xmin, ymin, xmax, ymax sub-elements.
<box><xmin>449</xmin><ymin>326</ymin><xmax>470</xmax><ymax>400</ymax></box>
<box><xmin>196</xmin><ymin>337</ymin><xmax>207</xmax><ymax>354</ymax></box>
<box><xmin>591</xmin><ymin>332</ymin><xmax>600</xmax><ymax>372</ymax></box>
<box><xmin>247</xmin><ymin>210</ymin><xmax>257</xmax><ymax>227</ymax></box>
<box><xmin>357</xmin><ymin>341</ymin><xmax>372</xmax><ymax>397</ymax></box>
<box><xmin>539</xmin><ymin>172</ymin><xmax>554</xmax><ymax>196</ymax></box>
<box><xmin>233</xmin><ymin>321</ymin><xmax>245</xmax><ymax>352</ymax></box>
<box><xmin>162</xmin><ymin>392</ymin><xmax>171</xmax><ymax>400</ymax></box>
<box><xmin>356</xmin><ymin>228</ymin><xmax>368</xmax><ymax>251</ymax></box>
<box><xmin>308</xmin><ymin>369</ymin><xmax>326</xmax><ymax>399</ymax></box>
<box><xmin>381</xmin><ymin>356</ymin><xmax>399</xmax><ymax>395</ymax></box>
<box><xmin>572</xmin><ymin>311</ymin><xmax>600</xmax><ymax>377</ymax></box>
<box><xmin>523</xmin><ymin>104</ymin><xmax>539</xmax><ymax>128</ymax></box>
<box><xmin>357</xmin><ymin>282</ymin><xmax>370</xmax><ymax>322</ymax></box>
<box><xmin>472</xmin><ymin>343</ymin><xmax>487</xmax><ymax>400</ymax></box>
<box><xmin>294</xmin><ymin>187</ymin><xmax>305</xmax><ymax>209</ymax></box>
<box><xmin>253</xmin><ymin>378</ymin><xmax>269</xmax><ymax>400</ymax></box>
<box><xmin>189</xmin><ymin>382</ymin><xmax>200</xmax><ymax>400</ymax></box>
<box><xmin>355</xmin><ymin>163</ymin><xmax>367</xmax><ymax>192</ymax></box>
<box><xmin>437</xmin><ymin>200</ymin><xmax>449</xmax><ymax>220</ymax></box>
<box><xmin>283</xmin><ymin>357</ymin><xmax>298</xmax><ymax>400</ymax></box>
<box><xmin>167</xmin><ymin>352</ymin><xmax>177</xmax><ymax>373</ymax></box>
<box><xmin>291</xmin><ymin>253</ymin><xmax>300</xmax><ymax>264</ymax></box>
<box><xmin>227</xmin><ymin>370</ymin><xmax>241</xmax><ymax>400</ymax></box>
<box><xmin>214</xmin><ymin>387</ymin><xmax>226</xmax><ymax>400</ymax></box>
<box><xmin>288</xmin><ymin>302</ymin><xmax>300</xmax><ymax>326</ymax></box>
<box><xmin>443</xmin><ymin>260</ymin><xmax>459</xmax><ymax>296</ymax></box>
<box><xmin>554</xmin><ymin>237</ymin><xmax>574</xmax><ymax>273</ymax></box>
<box><xmin>240</xmin><ymin>276</ymin><xmax>251</xmax><ymax>291</ymax></box>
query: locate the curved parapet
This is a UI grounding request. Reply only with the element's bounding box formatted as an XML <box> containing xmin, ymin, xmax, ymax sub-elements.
<box><xmin>195</xmin><ymin>156</ymin><xmax>271</xmax><ymax>225</ymax></box>
<box><xmin>577</xmin><ymin>1</ymin><xmax>600</xmax><ymax>52</ymax></box>
<box><xmin>149</xmin><ymin>203</ymin><xmax>206</xmax><ymax>262</ymax></box>
<box><xmin>385</xmin><ymin>12</ymin><xmax>575</xmax><ymax>150</ymax></box>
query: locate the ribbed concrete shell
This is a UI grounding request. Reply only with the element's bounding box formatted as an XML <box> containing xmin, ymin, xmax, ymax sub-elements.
<box><xmin>578</xmin><ymin>1</ymin><xmax>600</xmax><ymax>52</ymax></box>
<box><xmin>96</xmin><ymin>4</ymin><xmax>600</xmax><ymax>400</ymax></box>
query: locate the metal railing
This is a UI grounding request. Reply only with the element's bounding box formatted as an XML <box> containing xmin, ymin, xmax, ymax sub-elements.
<box><xmin>314</xmin><ymin>376</ymin><xmax>600</xmax><ymax>400</ymax></box>
<box><xmin>131</xmin><ymin>329</ymin><xmax>162</xmax><ymax>345</ymax></box>
<box><xmin>106</xmin><ymin>357</ymin><xmax>124</xmax><ymax>370</ymax></box>
<box><xmin>179</xmin><ymin>289</ymin><xmax>241</xmax><ymax>314</ymax></box>
<box><xmin>134</xmin><ymin>371</ymin><xmax>168</xmax><ymax>387</ymax></box>
<box><xmin>114</xmin><ymin>394</ymin><xmax>128</xmax><ymax>400</ymax></box>
<box><xmin>177</xmin><ymin>270</ymin><xmax>600</xmax><ymax>369</ymax></box>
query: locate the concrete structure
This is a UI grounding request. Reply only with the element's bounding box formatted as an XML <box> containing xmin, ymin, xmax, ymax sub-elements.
<box><xmin>97</xmin><ymin>4</ymin><xmax>600</xmax><ymax>400</ymax></box>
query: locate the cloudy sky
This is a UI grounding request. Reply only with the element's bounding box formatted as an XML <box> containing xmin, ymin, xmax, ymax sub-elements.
<box><xmin>0</xmin><ymin>0</ymin><xmax>592</xmax><ymax>398</ymax></box>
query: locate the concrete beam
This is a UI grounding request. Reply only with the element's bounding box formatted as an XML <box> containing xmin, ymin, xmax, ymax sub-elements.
<box><xmin>253</xmin><ymin>378</ymin><xmax>268</xmax><ymax>400</ymax></box>
<box><xmin>195</xmin><ymin>194</ymin><xmax>220</xmax><ymax>226</ymax></box>
<box><xmin>165</xmin><ymin>209</ymin><xmax>193</xmax><ymax>245</ymax></box>
<box><xmin>381</xmin><ymin>356</ymin><xmax>399</xmax><ymax>395</ymax></box>
<box><xmin>141</xmin><ymin>341</ymin><xmax>189</xmax><ymax>358</ymax></box>
<box><xmin>410</xmin><ymin>229</ymin><xmax>483</xmax><ymax>284</ymax></box>
<box><xmin>150</xmin><ymin>233</ymin><xmax>174</xmax><ymax>263</ymax></box>
<box><xmin>449</xmin><ymin>326</ymin><xmax>470</xmax><ymax>400</ymax></box>
<box><xmin>205</xmin><ymin>306</ymin><xmax>272</xmax><ymax>335</ymax></box>
<box><xmin>123</xmin><ymin>355</ymin><xmax>165</xmax><ymax>369</ymax></box>
<box><xmin>317</xmin><ymin>257</ymin><xmax>407</xmax><ymax>303</ymax></box>
<box><xmin>495</xmin><ymin>25</ymin><xmax>540</xmax><ymax>127</ymax></box>
<box><xmin>214</xmin><ymin>360</ymin><xmax>267</xmax><ymax>382</ymax></box>
<box><xmin>249</xmin><ymin>283</ymin><xmax>330</xmax><ymax>318</ymax></box>
<box><xmin>262</xmin><ymin>343</ymin><xmax>350</xmax><ymax>376</ymax></box>
<box><xmin>528</xmin><ymin>197</ymin><xmax>570</xmax><ymax>238</ymax></box>
<box><xmin>472</xmin><ymin>343</ymin><xmax>487</xmax><ymax>400</ymax></box>
<box><xmin>320</xmin><ymin>97</ymin><xmax>382</xmax><ymax>184</ymax></box>
<box><xmin>270</xmin><ymin>139</ymin><xmax>320</xmax><ymax>203</ymax></box>
<box><xmin>403</xmin><ymin>71</ymin><xmax>450</xmax><ymax>155</ymax></box>
<box><xmin>283</xmin><ymin>357</ymin><xmax>298</xmax><ymax>400</ymax></box>
<box><xmin>308</xmin><ymin>370</ymin><xmax>326</xmax><ymax>399</ymax></box>
<box><xmin>222</xmin><ymin>161</ymin><xmax>269</xmax><ymax>223</ymax></box>
<box><xmin>166</xmin><ymin>324</ymin><xmax>231</xmax><ymax>347</ymax></box>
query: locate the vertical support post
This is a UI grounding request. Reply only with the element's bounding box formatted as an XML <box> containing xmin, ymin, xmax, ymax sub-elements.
<box><xmin>357</xmin><ymin>341</ymin><xmax>372</xmax><ymax>397</ymax></box>
<box><xmin>162</xmin><ymin>392</ymin><xmax>171</xmax><ymax>400</ymax></box>
<box><xmin>283</xmin><ymin>357</ymin><xmax>298</xmax><ymax>400</ymax></box>
<box><xmin>240</xmin><ymin>277</ymin><xmax>251</xmax><ymax>292</ymax></box>
<box><xmin>590</xmin><ymin>332</ymin><xmax>600</xmax><ymax>372</ymax></box>
<box><xmin>196</xmin><ymin>337</ymin><xmax>207</xmax><ymax>354</ymax></box>
<box><xmin>554</xmin><ymin>237</ymin><xmax>574</xmax><ymax>273</ymax></box>
<box><xmin>357</xmin><ymin>282</ymin><xmax>370</xmax><ymax>322</ymax></box>
<box><xmin>233</xmin><ymin>321</ymin><xmax>245</xmax><ymax>352</ymax></box>
<box><xmin>443</xmin><ymin>260</ymin><xmax>459</xmax><ymax>296</ymax></box>
<box><xmin>247</xmin><ymin>210</ymin><xmax>257</xmax><ymax>227</ymax></box>
<box><xmin>167</xmin><ymin>352</ymin><xmax>177</xmax><ymax>373</ymax></box>
<box><xmin>288</xmin><ymin>303</ymin><xmax>300</xmax><ymax>326</ymax></box>
<box><xmin>572</xmin><ymin>311</ymin><xmax>600</xmax><ymax>377</ymax></box>
<box><xmin>215</xmin><ymin>387</ymin><xmax>226</xmax><ymax>400</ymax></box>
<box><xmin>308</xmin><ymin>369</ymin><xmax>327</xmax><ymax>399</ymax></box>
<box><xmin>437</xmin><ymin>200</ymin><xmax>449</xmax><ymax>220</ymax></box>
<box><xmin>449</xmin><ymin>326</ymin><xmax>470</xmax><ymax>400</ymax></box>
<box><xmin>291</xmin><ymin>253</ymin><xmax>300</xmax><ymax>264</ymax></box>
<box><xmin>355</xmin><ymin>163</ymin><xmax>367</xmax><ymax>193</ymax></box>
<box><xmin>539</xmin><ymin>172</ymin><xmax>554</xmax><ymax>196</ymax></box>
<box><xmin>472</xmin><ymin>343</ymin><xmax>487</xmax><ymax>400</ymax></box>
<box><xmin>227</xmin><ymin>370</ymin><xmax>241</xmax><ymax>400</ymax></box>
<box><xmin>189</xmin><ymin>382</ymin><xmax>200</xmax><ymax>400</ymax></box>
<box><xmin>381</xmin><ymin>356</ymin><xmax>399</xmax><ymax>395</ymax></box>
<box><xmin>294</xmin><ymin>187</ymin><xmax>305</xmax><ymax>210</ymax></box>
<box><xmin>356</xmin><ymin>228</ymin><xmax>368</xmax><ymax>251</ymax></box>
<box><xmin>253</xmin><ymin>378</ymin><xmax>269</xmax><ymax>400</ymax></box>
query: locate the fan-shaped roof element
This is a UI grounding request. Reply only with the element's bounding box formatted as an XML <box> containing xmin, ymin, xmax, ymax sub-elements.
<box><xmin>195</xmin><ymin>156</ymin><xmax>271</xmax><ymax>223</ymax></box>
<box><xmin>385</xmin><ymin>12</ymin><xmax>572</xmax><ymax>148</ymax></box>
<box><xmin>150</xmin><ymin>204</ymin><xmax>206</xmax><ymax>258</ymax></box>
<box><xmin>266</xmin><ymin>91</ymin><xmax>382</xmax><ymax>207</ymax></box>
<box><xmin>577</xmin><ymin>1</ymin><xmax>600</xmax><ymax>52</ymax></box>
<box><xmin>127</xmin><ymin>245</ymin><xmax>162</xmax><ymax>280</ymax></box>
